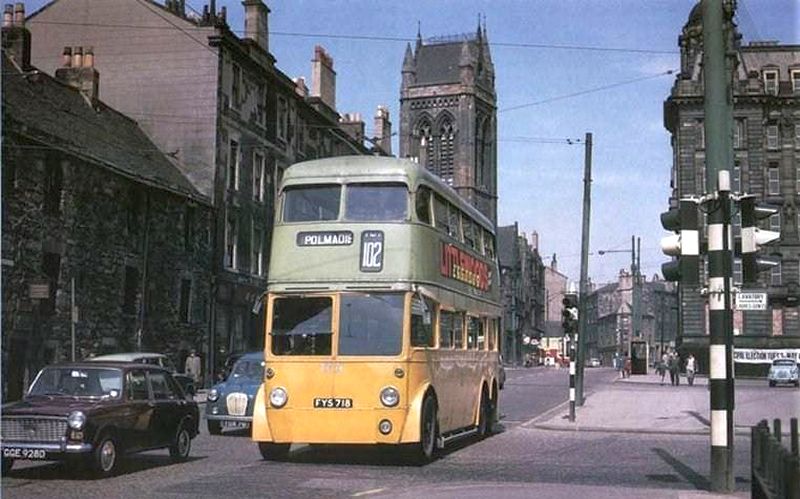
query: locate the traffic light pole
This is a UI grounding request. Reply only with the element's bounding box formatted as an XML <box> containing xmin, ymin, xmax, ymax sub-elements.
<box><xmin>703</xmin><ymin>0</ymin><xmax>736</xmax><ymax>492</ymax></box>
<box><xmin>576</xmin><ymin>132</ymin><xmax>592</xmax><ymax>407</ymax></box>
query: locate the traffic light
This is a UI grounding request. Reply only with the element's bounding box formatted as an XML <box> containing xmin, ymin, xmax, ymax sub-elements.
<box><xmin>740</xmin><ymin>195</ymin><xmax>780</xmax><ymax>284</ymax></box>
<box><xmin>562</xmin><ymin>293</ymin><xmax>578</xmax><ymax>335</ymax></box>
<box><xmin>660</xmin><ymin>198</ymin><xmax>700</xmax><ymax>284</ymax></box>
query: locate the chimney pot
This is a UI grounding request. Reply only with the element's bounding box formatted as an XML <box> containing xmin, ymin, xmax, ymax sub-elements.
<box><xmin>83</xmin><ymin>46</ymin><xmax>94</xmax><ymax>68</ymax></box>
<box><xmin>12</xmin><ymin>2</ymin><xmax>22</xmax><ymax>26</ymax></box>
<box><xmin>62</xmin><ymin>46</ymin><xmax>72</xmax><ymax>67</ymax></box>
<box><xmin>72</xmin><ymin>46</ymin><xmax>83</xmax><ymax>68</ymax></box>
<box><xmin>3</xmin><ymin>4</ymin><xmax>13</xmax><ymax>28</ymax></box>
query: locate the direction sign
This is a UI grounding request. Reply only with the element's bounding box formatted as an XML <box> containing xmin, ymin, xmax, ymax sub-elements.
<box><xmin>735</xmin><ymin>292</ymin><xmax>767</xmax><ymax>311</ymax></box>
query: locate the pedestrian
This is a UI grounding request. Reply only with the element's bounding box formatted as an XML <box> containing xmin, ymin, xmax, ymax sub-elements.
<box><xmin>668</xmin><ymin>352</ymin><xmax>680</xmax><ymax>386</ymax></box>
<box><xmin>658</xmin><ymin>351</ymin><xmax>668</xmax><ymax>385</ymax></box>
<box><xmin>184</xmin><ymin>349</ymin><xmax>202</xmax><ymax>385</ymax></box>
<box><xmin>623</xmin><ymin>356</ymin><xmax>632</xmax><ymax>379</ymax></box>
<box><xmin>685</xmin><ymin>353</ymin><xmax>696</xmax><ymax>386</ymax></box>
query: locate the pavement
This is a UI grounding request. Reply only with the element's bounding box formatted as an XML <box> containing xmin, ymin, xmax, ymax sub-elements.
<box><xmin>530</xmin><ymin>368</ymin><xmax>800</xmax><ymax>436</ymax></box>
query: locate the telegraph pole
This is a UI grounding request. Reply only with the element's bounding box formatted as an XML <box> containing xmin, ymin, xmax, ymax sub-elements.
<box><xmin>703</xmin><ymin>0</ymin><xmax>736</xmax><ymax>492</ymax></box>
<box><xmin>576</xmin><ymin>132</ymin><xmax>592</xmax><ymax>406</ymax></box>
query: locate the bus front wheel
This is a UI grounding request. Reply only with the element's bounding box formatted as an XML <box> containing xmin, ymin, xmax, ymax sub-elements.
<box><xmin>258</xmin><ymin>442</ymin><xmax>290</xmax><ymax>461</ymax></box>
<box><xmin>478</xmin><ymin>389</ymin><xmax>494</xmax><ymax>438</ymax></box>
<box><xmin>411</xmin><ymin>395</ymin><xmax>438</xmax><ymax>464</ymax></box>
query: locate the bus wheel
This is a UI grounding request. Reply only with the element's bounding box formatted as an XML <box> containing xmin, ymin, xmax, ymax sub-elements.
<box><xmin>258</xmin><ymin>442</ymin><xmax>290</xmax><ymax>461</ymax></box>
<box><xmin>412</xmin><ymin>396</ymin><xmax>438</xmax><ymax>464</ymax></box>
<box><xmin>478</xmin><ymin>389</ymin><xmax>493</xmax><ymax>438</ymax></box>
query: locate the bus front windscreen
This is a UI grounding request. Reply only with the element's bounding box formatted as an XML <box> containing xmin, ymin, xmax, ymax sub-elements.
<box><xmin>345</xmin><ymin>183</ymin><xmax>407</xmax><ymax>221</ymax></box>
<box><xmin>339</xmin><ymin>293</ymin><xmax>404</xmax><ymax>356</ymax></box>
<box><xmin>283</xmin><ymin>185</ymin><xmax>341</xmax><ymax>222</ymax></box>
<box><xmin>271</xmin><ymin>297</ymin><xmax>333</xmax><ymax>355</ymax></box>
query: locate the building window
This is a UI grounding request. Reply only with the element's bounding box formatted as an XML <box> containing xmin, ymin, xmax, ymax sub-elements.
<box><xmin>256</xmin><ymin>82</ymin><xmax>266</xmax><ymax>126</ymax></box>
<box><xmin>733</xmin><ymin>259</ymin><xmax>742</xmax><ymax>285</ymax></box>
<box><xmin>183</xmin><ymin>205</ymin><xmax>194</xmax><ymax>251</ymax></box>
<box><xmin>231</xmin><ymin>63</ymin><xmax>241</xmax><ymax>109</ymax></box>
<box><xmin>225</xmin><ymin>211</ymin><xmax>238</xmax><ymax>269</ymax></box>
<box><xmin>277</xmin><ymin>96</ymin><xmax>288</xmax><ymax>141</ymax></box>
<box><xmin>252</xmin><ymin>223</ymin><xmax>263</xmax><ymax>276</ymax></box>
<box><xmin>769</xmin><ymin>212</ymin><xmax>781</xmax><ymax>232</ymax></box>
<box><xmin>733</xmin><ymin>161</ymin><xmax>741</xmax><ymax>194</ymax></box>
<box><xmin>253</xmin><ymin>152</ymin><xmax>265</xmax><ymax>202</ymax></box>
<box><xmin>228</xmin><ymin>140</ymin><xmax>239</xmax><ymax>191</ymax></box>
<box><xmin>439</xmin><ymin>120</ymin><xmax>455</xmax><ymax>185</ymax></box>
<box><xmin>792</xmin><ymin>70</ymin><xmax>800</xmax><ymax>94</ymax></box>
<box><xmin>41</xmin><ymin>252</ymin><xmax>61</xmax><ymax>315</ymax></box>
<box><xmin>179</xmin><ymin>278</ymin><xmax>191</xmax><ymax>323</ymax></box>
<box><xmin>126</xmin><ymin>187</ymin><xmax>142</xmax><ymax>235</ymax></box>
<box><xmin>766</xmin><ymin>125</ymin><xmax>779</xmax><ymax>150</ymax></box>
<box><xmin>771</xmin><ymin>262</ymin><xmax>781</xmax><ymax>286</ymax></box>
<box><xmin>734</xmin><ymin>118</ymin><xmax>746</xmax><ymax>149</ymax></box>
<box><xmin>795</xmin><ymin>124</ymin><xmax>800</xmax><ymax>149</ymax></box>
<box><xmin>768</xmin><ymin>165</ymin><xmax>780</xmax><ymax>195</ymax></box>
<box><xmin>43</xmin><ymin>159</ymin><xmax>63</xmax><ymax>215</ymax></box>
<box><xmin>416</xmin><ymin>120</ymin><xmax>434</xmax><ymax>173</ymax></box>
<box><xmin>123</xmin><ymin>266</ymin><xmax>139</xmax><ymax>315</ymax></box>
<box><xmin>697</xmin><ymin>119</ymin><xmax>705</xmax><ymax>149</ymax></box>
<box><xmin>763</xmin><ymin>70</ymin><xmax>778</xmax><ymax>96</ymax></box>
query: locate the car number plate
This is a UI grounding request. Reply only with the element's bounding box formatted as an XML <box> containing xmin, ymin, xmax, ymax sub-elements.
<box><xmin>221</xmin><ymin>421</ymin><xmax>250</xmax><ymax>430</ymax></box>
<box><xmin>2</xmin><ymin>447</ymin><xmax>48</xmax><ymax>460</ymax></box>
<box><xmin>313</xmin><ymin>397</ymin><xmax>353</xmax><ymax>409</ymax></box>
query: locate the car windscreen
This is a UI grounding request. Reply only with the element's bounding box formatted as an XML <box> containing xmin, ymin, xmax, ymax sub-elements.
<box><xmin>338</xmin><ymin>293</ymin><xmax>404</xmax><ymax>356</ymax></box>
<box><xmin>29</xmin><ymin>367</ymin><xmax>122</xmax><ymax>399</ymax></box>
<box><xmin>270</xmin><ymin>296</ymin><xmax>333</xmax><ymax>356</ymax></box>
<box><xmin>229</xmin><ymin>358</ymin><xmax>266</xmax><ymax>381</ymax></box>
<box><xmin>773</xmin><ymin>359</ymin><xmax>796</xmax><ymax>366</ymax></box>
<box><xmin>345</xmin><ymin>183</ymin><xmax>408</xmax><ymax>221</ymax></box>
<box><xmin>283</xmin><ymin>184</ymin><xmax>341</xmax><ymax>222</ymax></box>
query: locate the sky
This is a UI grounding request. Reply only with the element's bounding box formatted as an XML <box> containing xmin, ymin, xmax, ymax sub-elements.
<box><xmin>24</xmin><ymin>0</ymin><xmax>800</xmax><ymax>285</ymax></box>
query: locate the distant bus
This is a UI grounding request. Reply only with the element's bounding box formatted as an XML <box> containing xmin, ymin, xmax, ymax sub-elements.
<box><xmin>251</xmin><ymin>156</ymin><xmax>502</xmax><ymax>462</ymax></box>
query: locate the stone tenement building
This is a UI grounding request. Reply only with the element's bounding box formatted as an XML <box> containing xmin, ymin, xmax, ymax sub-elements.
<box><xmin>27</xmin><ymin>0</ymin><xmax>388</xmax><ymax>379</ymax></box>
<box><xmin>498</xmin><ymin>224</ymin><xmax>545</xmax><ymax>364</ymax></box>
<box><xmin>663</xmin><ymin>5</ymin><xmax>800</xmax><ymax>372</ymax></box>
<box><xmin>585</xmin><ymin>271</ymin><xmax>677</xmax><ymax>368</ymax></box>
<box><xmin>1</xmin><ymin>11</ymin><xmax>212</xmax><ymax>400</ymax></box>
<box><xmin>399</xmin><ymin>25</ymin><xmax>497</xmax><ymax>225</ymax></box>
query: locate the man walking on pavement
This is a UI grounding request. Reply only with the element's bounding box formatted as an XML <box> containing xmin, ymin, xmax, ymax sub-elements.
<box><xmin>668</xmin><ymin>351</ymin><xmax>680</xmax><ymax>386</ymax></box>
<box><xmin>685</xmin><ymin>353</ymin><xmax>696</xmax><ymax>386</ymax></box>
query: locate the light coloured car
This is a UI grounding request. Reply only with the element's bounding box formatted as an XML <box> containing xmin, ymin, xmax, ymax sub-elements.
<box><xmin>588</xmin><ymin>357</ymin><xmax>601</xmax><ymax>368</ymax></box>
<box><xmin>767</xmin><ymin>358</ymin><xmax>799</xmax><ymax>387</ymax></box>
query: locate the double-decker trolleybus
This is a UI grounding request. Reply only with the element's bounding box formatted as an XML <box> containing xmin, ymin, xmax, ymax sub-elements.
<box><xmin>251</xmin><ymin>156</ymin><xmax>502</xmax><ymax>463</ymax></box>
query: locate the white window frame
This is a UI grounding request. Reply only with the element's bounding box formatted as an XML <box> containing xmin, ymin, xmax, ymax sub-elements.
<box><xmin>277</xmin><ymin>96</ymin><xmax>288</xmax><ymax>141</ymax></box>
<box><xmin>771</xmin><ymin>262</ymin><xmax>781</xmax><ymax>286</ymax></box>
<box><xmin>734</xmin><ymin>118</ymin><xmax>745</xmax><ymax>149</ymax></box>
<box><xmin>253</xmin><ymin>152</ymin><xmax>265</xmax><ymax>202</ymax></box>
<box><xmin>225</xmin><ymin>211</ymin><xmax>238</xmax><ymax>270</ymax></box>
<box><xmin>768</xmin><ymin>166</ymin><xmax>780</xmax><ymax>195</ymax></box>
<box><xmin>795</xmin><ymin>124</ymin><xmax>800</xmax><ymax>149</ymax></box>
<box><xmin>767</xmin><ymin>125</ymin><xmax>779</xmax><ymax>150</ymax></box>
<box><xmin>697</xmin><ymin>119</ymin><xmax>705</xmax><ymax>149</ymax></box>
<box><xmin>228</xmin><ymin>140</ymin><xmax>240</xmax><ymax>191</ymax></box>
<box><xmin>252</xmin><ymin>222</ymin><xmax>264</xmax><ymax>276</ymax></box>
<box><xmin>763</xmin><ymin>70</ymin><xmax>779</xmax><ymax>96</ymax></box>
<box><xmin>769</xmin><ymin>212</ymin><xmax>781</xmax><ymax>232</ymax></box>
<box><xmin>791</xmin><ymin>69</ymin><xmax>800</xmax><ymax>94</ymax></box>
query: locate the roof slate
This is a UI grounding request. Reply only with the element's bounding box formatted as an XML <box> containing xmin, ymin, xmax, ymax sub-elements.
<box><xmin>2</xmin><ymin>55</ymin><xmax>206</xmax><ymax>202</ymax></box>
<box><xmin>415</xmin><ymin>42</ymin><xmax>469</xmax><ymax>85</ymax></box>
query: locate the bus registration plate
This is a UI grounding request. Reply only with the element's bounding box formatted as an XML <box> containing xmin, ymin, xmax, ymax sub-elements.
<box><xmin>313</xmin><ymin>398</ymin><xmax>353</xmax><ymax>409</ymax></box>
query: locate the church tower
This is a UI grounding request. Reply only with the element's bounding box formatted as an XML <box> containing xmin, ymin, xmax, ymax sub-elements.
<box><xmin>399</xmin><ymin>22</ymin><xmax>497</xmax><ymax>225</ymax></box>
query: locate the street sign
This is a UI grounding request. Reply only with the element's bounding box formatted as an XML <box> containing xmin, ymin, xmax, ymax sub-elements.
<box><xmin>29</xmin><ymin>283</ymin><xmax>49</xmax><ymax>299</ymax></box>
<box><xmin>735</xmin><ymin>292</ymin><xmax>767</xmax><ymax>311</ymax></box>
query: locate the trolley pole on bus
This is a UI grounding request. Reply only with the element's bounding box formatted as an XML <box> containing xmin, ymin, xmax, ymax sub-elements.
<box><xmin>575</xmin><ymin>132</ymin><xmax>592</xmax><ymax>406</ymax></box>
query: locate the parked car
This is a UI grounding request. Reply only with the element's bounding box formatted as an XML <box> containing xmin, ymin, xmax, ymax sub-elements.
<box><xmin>588</xmin><ymin>357</ymin><xmax>602</xmax><ymax>368</ymax></box>
<box><xmin>90</xmin><ymin>352</ymin><xmax>197</xmax><ymax>396</ymax></box>
<box><xmin>206</xmin><ymin>352</ymin><xmax>265</xmax><ymax>435</ymax></box>
<box><xmin>767</xmin><ymin>358</ymin><xmax>799</xmax><ymax>387</ymax></box>
<box><xmin>1</xmin><ymin>362</ymin><xmax>199</xmax><ymax>477</ymax></box>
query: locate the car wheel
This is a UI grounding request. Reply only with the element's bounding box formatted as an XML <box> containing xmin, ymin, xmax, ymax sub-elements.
<box><xmin>92</xmin><ymin>434</ymin><xmax>119</xmax><ymax>477</ymax></box>
<box><xmin>409</xmin><ymin>395</ymin><xmax>438</xmax><ymax>465</ymax></box>
<box><xmin>169</xmin><ymin>422</ymin><xmax>192</xmax><ymax>462</ymax></box>
<box><xmin>769</xmin><ymin>381</ymin><xmax>776</xmax><ymax>387</ymax></box>
<box><xmin>2</xmin><ymin>457</ymin><xmax>13</xmax><ymax>475</ymax></box>
<box><xmin>207</xmin><ymin>420</ymin><xmax>222</xmax><ymax>435</ymax></box>
<box><xmin>258</xmin><ymin>442</ymin><xmax>290</xmax><ymax>461</ymax></box>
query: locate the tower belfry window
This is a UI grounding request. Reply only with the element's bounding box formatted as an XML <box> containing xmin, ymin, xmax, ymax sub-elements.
<box><xmin>439</xmin><ymin>121</ymin><xmax>455</xmax><ymax>185</ymax></box>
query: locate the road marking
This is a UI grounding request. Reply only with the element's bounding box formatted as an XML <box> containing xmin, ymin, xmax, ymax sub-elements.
<box><xmin>352</xmin><ymin>488</ymin><xmax>386</xmax><ymax>497</ymax></box>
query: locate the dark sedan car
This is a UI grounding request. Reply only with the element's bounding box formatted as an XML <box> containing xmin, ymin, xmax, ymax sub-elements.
<box><xmin>206</xmin><ymin>352</ymin><xmax>264</xmax><ymax>435</ymax></box>
<box><xmin>1</xmin><ymin>362</ymin><xmax>199</xmax><ymax>477</ymax></box>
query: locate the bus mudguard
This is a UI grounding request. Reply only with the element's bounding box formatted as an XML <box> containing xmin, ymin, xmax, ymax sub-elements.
<box><xmin>250</xmin><ymin>383</ymin><xmax>274</xmax><ymax>442</ymax></box>
<box><xmin>398</xmin><ymin>382</ymin><xmax>433</xmax><ymax>443</ymax></box>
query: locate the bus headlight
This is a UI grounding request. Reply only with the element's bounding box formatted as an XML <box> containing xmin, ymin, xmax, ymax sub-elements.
<box><xmin>67</xmin><ymin>411</ymin><xmax>86</xmax><ymax>430</ymax></box>
<box><xmin>207</xmin><ymin>388</ymin><xmax>219</xmax><ymax>402</ymax></box>
<box><xmin>379</xmin><ymin>386</ymin><xmax>399</xmax><ymax>407</ymax></box>
<box><xmin>269</xmin><ymin>387</ymin><xmax>288</xmax><ymax>408</ymax></box>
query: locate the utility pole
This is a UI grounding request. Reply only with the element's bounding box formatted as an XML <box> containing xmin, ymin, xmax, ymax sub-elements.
<box><xmin>703</xmin><ymin>0</ymin><xmax>736</xmax><ymax>492</ymax></box>
<box><xmin>576</xmin><ymin>132</ymin><xmax>592</xmax><ymax>406</ymax></box>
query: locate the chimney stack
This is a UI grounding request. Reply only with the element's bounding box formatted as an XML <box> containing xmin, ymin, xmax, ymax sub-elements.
<box><xmin>311</xmin><ymin>45</ymin><xmax>336</xmax><ymax>111</ymax></box>
<box><xmin>373</xmin><ymin>106</ymin><xmax>392</xmax><ymax>155</ymax></box>
<box><xmin>242</xmin><ymin>0</ymin><xmax>269</xmax><ymax>54</ymax></box>
<box><xmin>55</xmin><ymin>45</ymin><xmax>100</xmax><ymax>102</ymax></box>
<box><xmin>1</xmin><ymin>2</ymin><xmax>30</xmax><ymax>68</ymax></box>
<box><xmin>339</xmin><ymin>113</ymin><xmax>365</xmax><ymax>144</ymax></box>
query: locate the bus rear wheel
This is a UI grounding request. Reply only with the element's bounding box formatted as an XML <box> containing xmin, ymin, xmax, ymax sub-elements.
<box><xmin>258</xmin><ymin>442</ymin><xmax>290</xmax><ymax>461</ymax></box>
<box><xmin>478</xmin><ymin>389</ymin><xmax>494</xmax><ymax>438</ymax></box>
<box><xmin>410</xmin><ymin>395</ymin><xmax>438</xmax><ymax>465</ymax></box>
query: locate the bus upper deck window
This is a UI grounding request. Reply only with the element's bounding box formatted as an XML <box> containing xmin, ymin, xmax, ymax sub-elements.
<box><xmin>345</xmin><ymin>183</ymin><xmax>408</xmax><ymax>222</ymax></box>
<box><xmin>283</xmin><ymin>185</ymin><xmax>341</xmax><ymax>222</ymax></box>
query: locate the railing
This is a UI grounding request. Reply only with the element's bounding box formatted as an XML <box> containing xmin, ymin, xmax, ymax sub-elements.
<box><xmin>752</xmin><ymin>418</ymin><xmax>800</xmax><ymax>499</ymax></box>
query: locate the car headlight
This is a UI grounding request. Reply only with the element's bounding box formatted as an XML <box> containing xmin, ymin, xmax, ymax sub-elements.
<box><xmin>379</xmin><ymin>386</ymin><xmax>399</xmax><ymax>407</ymax></box>
<box><xmin>269</xmin><ymin>387</ymin><xmax>288</xmax><ymax>408</ymax></box>
<box><xmin>68</xmin><ymin>411</ymin><xmax>86</xmax><ymax>430</ymax></box>
<box><xmin>207</xmin><ymin>388</ymin><xmax>219</xmax><ymax>402</ymax></box>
